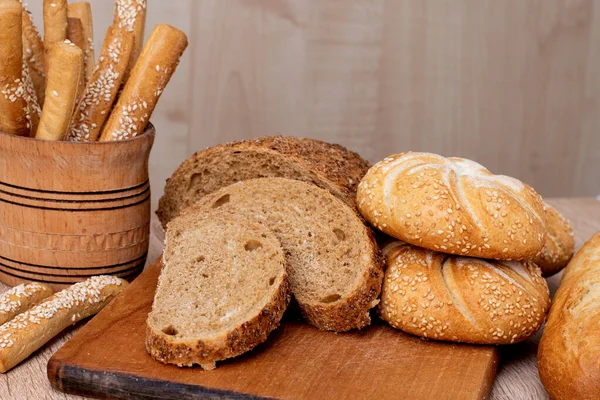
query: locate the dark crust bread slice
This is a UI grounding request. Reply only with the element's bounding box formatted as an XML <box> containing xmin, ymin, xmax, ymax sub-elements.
<box><xmin>184</xmin><ymin>178</ymin><xmax>384</xmax><ymax>332</ymax></box>
<box><xmin>146</xmin><ymin>263</ymin><xmax>290</xmax><ymax>369</ymax></box>
<box><xmin>157</xmin><ymin>136</ymin><xmax>370</xmax><ymax>228</ymax></box>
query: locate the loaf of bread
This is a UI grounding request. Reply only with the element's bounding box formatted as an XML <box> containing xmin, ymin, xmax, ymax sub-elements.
<box><xmin>357</xmin><ymin>152</ymin><xmax>547</xmax><ymax>260</ymax></box>
<box><xmin>0</xmin><ymin>282</ymin><xmax>53</xmax><ymax>325</ymax></box>
<box><xmin>0</xmin><ymin>276</ymin><xmax>126</xmax><ymax>373</ymax></box>
<box><xmin>532</xmin><ymin>203</ymin><xmax>574</xmax><ymax>277</ymax></box>
<box><xmin>147</xmin><ymin>213</ymin><xmax>289</xmax><ymax>370</ymax></box>
<box><xmin>538</xmin><ymin>232</ymin><xmax>600</xmax><ymax>400</ymax></box>
<box><xmin>378</xmin><ymin>239</ymin><xmax>550</xmax><ymax>344</ymax></box>
<box><xmin>157</xmin><ymin>136</ymin><xmax>370</xmax><ymax>228</ymax></box>
<box><xmin>185</xmin><ymin>178</ymin><xmax>383</xmax><ymax>332</ymax></box>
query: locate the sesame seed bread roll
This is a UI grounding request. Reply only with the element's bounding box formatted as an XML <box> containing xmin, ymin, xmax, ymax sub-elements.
<box><xmin>357</xmin><ymin>152</ymin><xmax>547</xmax><ymax>260</ymax></box>
<box><xmin>99</xmin><ymin>24</ymin><xmax>188</xmax><ymax>141</ymax></box>
<box><xmin>0</xmin><ymin>2</ymin><xmax>29</xmax><ymax>136</ymax></box>
<box><xmin>538</xmin><ymin>233</ymin><xmax>600</xmax><ymax>400</ymax></box>
<box><xmin>67</xmin><ymin>27</ymin><xmax>134</xmax><ymax>142</ymax></box>
<box><xmin>20</xmin><ymin>1</ymin><xmax>46</xmax><ymax>107</ymax></box>
<box><xmin>114</xmin><ymin>0</ymin><xmax>147</xmax><ymax>80</ymax></box>
<box><xmin>68</xmin><ymin>2</ymin><xmax>95</xmax><ymax>82</ymax></box>
<box><xmin>378</xmin><ymin>240</ymin><xmax>550</xmax><ymax>344</ymax></box>
<box><xmin>43</xmin><ymin>0</ymin><xmax>68</xmax><ymax>48</ymax></box>
<box><xmin>0</xmin><ymin>276</ymin><xmax>127</xmax><ymax>373</ymax></box>
<box><xmin>0</xmin><ymin>283</ymin><xmax>53</xmax><ymax>326</ymax></box>
<box><xmin>36</xmin><ymin>40</ymin><xmax>83</xmax><ymax>141</ymax></box>
<box><xmin>532</xmin><ymin>203</ymin><xmax>575</xmax><ymax>277</ymax></box>
<box><xmin>67</xmin><ymin>18</ymin><xmax>87</xmax><ymax>100</ymax></box>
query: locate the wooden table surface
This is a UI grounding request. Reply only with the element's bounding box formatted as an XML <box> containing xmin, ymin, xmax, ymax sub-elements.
<box><xmin>1</xmin><ymin>197</ymin><xmax>598</xmax><ymax>400</ymax></box>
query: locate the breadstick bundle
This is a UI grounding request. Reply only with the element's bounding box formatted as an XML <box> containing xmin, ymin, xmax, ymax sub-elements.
<box><xmin>0</xmin><ymin>0</ymin><xmax>187</xmax><ymax>142</ymax></box>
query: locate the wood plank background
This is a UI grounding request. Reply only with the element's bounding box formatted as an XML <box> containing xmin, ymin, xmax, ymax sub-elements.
<box><xmin>28</xmin><ymin>0</ymin><xmax>600</xmax><ymax>210</ymax></box>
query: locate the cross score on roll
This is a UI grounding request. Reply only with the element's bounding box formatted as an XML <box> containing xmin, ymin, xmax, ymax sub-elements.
<box><xmin>0</xmin><ymin>0</ymin><xmax>187</xmax><ymax>141</ymax></box>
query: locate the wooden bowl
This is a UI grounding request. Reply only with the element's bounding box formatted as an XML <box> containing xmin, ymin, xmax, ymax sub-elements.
<box><xmin>0</xmin><ymin>127</ymin><xmax>155</xmax><ymax>291</ymax></box>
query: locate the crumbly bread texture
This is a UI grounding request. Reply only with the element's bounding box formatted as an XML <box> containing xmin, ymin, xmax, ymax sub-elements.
<box><xmin>538</xmin><ymin>232</ymin><xmax>600</xmax><ymax>400</ymax></box>
<box><xmin>378</xmin><ymin>240</ymin><xmax>550</xmax><ymax>344</ymax></box>
<box><xmin>146</xmin><ymin>213</ymin><xmax>289</xmax><ymax>370</ymax></box>
<box><xmin>184</xmin><ymin>178</ymin><xmax>383</xmax><ymax>332</ymax></box>
<box><xmin>0</xmin><ymin>276</ymin><xmax>126</xmax><ymax>373</ymax></box>
<box><xmin>532</xmin><ymin>203</ymin><xmax>574</xmax><ymax>277</ymax></box>
<box><xmin>0</xmin><ymin>282</ymin><xmax>53</xmax><ymax>325</ymax></box>
<box><xmin>157</xmin><ymin>136</ymin><xmax>370</xmax><ymax>229</ymax></box>
<box><xmin>357</xmin><ymin>152</ymin><xmax>547</xmax><ymax>260</ymax></box>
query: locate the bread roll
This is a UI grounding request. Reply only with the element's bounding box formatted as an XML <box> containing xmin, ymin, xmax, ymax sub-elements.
<box><xmin>0</xmin><ymin>282</ymin><xmax>53</xmax><ymax>326</ymax></box>
<box><xmin>538</xmin><ymin>233</ymin><xmax>600</xmax><ymax>400</ymax></box>
<box><xmin>357</xmin><ymin>152</ymin><xmax>547</xmax><ymax>260</ymax></box>
<box><xmin>0</xmin><ymin>2</ymin><xmax>29</xmax><ymax>136</ymax></box>
<box><xmin>0</xmin><ymin>276</ymin><xmax>126</xmax><ymax>373</ymax></box>
<box><xmin>532</xmin><ymin>203</ymin><xmax>574</xmax><ymax>277</ymax></box>
<box><xmin>378</xmin><ymin>240</ymin><xmax>550</xmax><ymax>344</ymax></box>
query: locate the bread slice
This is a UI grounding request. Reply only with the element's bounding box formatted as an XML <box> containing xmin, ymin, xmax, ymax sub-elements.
<box><xmin>157</xmin><ymin>136</ymin><xmax>370</xmax><ymax>228</ymax></box>
<box><xmin>184</xmin><ymin>178</ymin><xmax>384</xmax><ymax>332</ymax></box>
<box><xmin>146</xmin><ymin>213</ymin><xmax>290</xmax><ymax>370</ymax></box>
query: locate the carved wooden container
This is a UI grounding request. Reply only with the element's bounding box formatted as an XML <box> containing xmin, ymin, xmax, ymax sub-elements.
<box><xmin>0</xmin><ymin>127</ymin><xmax>155</xmax><ymax>290</ymax></box>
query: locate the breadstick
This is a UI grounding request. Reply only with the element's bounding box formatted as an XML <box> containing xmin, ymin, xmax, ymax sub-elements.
<box><xmin>43</xmin><ymin>0</ymin><xmax>68</xmax><ymax>48</ymax></box>
<box><xmin>67</xmin><ymin>18</ymin><xmax>86</xmax><ymax>99</ymax></box>
<box><xmin>100</xmin><ymin>24</ymin><xmax>188</xmax><ymax>141</ymax></box>
<box><xmin>0</xmin><ymin>283</ymin><xmax>53</xmax><ymax>326</ymax></box>
<box><xmin>0</xmin><ymin>2</ymin><xmax>29</xmax><ymax>136</ymax></box>
<box><xmin>68</xmin><ymin>2</ymin><xmax>94</xmax><ymax>82</ymax></box>
<box><xmin>114</xmin><ymin>0</ymin><xmax>147</xmax><ymax>81</ymax></box>
<box><xmin>0</xmin><ymin>276</ymin><xmax>126</xmax><ymax>373</ymax></box>
<box><xmin>35</xmin><ymin>41</ymin><xmax>83</xmax><ymax>141</ymax></box>
<box><xmin>67</xmin><ymin>27</ymin><xmax>134</xmax><ymax>141</ymax></box>
<box><xmin>22</xmin><ymin>60</ymin><xmax>41</xmax><ymax>136</ymax></box>
<box><xmin>20</xmin><ymin>2</ymin><xmax>46</xmax><ymax>107</ymax></box>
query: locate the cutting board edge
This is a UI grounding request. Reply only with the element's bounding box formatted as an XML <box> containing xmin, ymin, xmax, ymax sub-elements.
<box><xmin>47</xmin><ymin>358</ymin><xmax>275</xmax><ymax>400</ymax></box>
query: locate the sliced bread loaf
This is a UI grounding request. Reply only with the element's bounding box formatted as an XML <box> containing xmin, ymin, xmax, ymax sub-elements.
<box><xmin>157</xmin><ymin>136</ymin><xmax>370</xmax><ymax>228</ymax></box>
<box><xmin>146</xmin><ymin>213</ymin><xmax>290</xmax><ymax>370</ymax></box>
<box><xmin>184</xmin><ymin>178</ymin><xmax>384</xmax><ymax>332</ymax></box>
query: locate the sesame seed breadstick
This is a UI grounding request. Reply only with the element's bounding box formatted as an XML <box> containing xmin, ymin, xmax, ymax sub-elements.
<box><xmin>0</xmin><ymin>283</ymin><xmax>53</xmax><ymax>326</ymax></box>
<box><xmin>21</xmin><ymin>60</ymin><xmax>41</xmax><ymax>136</ymax></box>
<box><xmin>67</xmin><ymin>18</ymin><xmax>87</xmax><ymax>100</ymax></box>
<box><xmin>68</xmin><ymin>2</ymin><xmax>95</xmax><ymax>82</ymax></box>
<box><xmin>67</xmin><ymin>27</ymin><xmax>134</xmax><ymax>142</ymax></box>
<box><xmin>35</xmin><ymin>40</ymin><xmax>83</xmax><ymax>141</ymax></box>
<box><xmin>0</xmin><ymin>2</ymin><xmax>29</xmax><ymax>136</ymax></box>
<box><xmin>114</xmin><ymin>0</ymin><xmax>147</xmax><ymax>81</ymax></box>
<box><xmin>20</xmin><ymin>2</ymin><xmax>46</xmax><ymax>107</ymax></box>
<box><xmin>43</xmin><ymin>0</ymin><xmax>68</xmax><ymax>48</ymax></box>
<box><xmin>0</xmin><ymin>276</ymin><xmax>127</xmax><ymax>373</ymax></box>
<box><xmin>99</xmin><ymin>24</ymin><xmax>188</xmax><ymax>141</ymax></box>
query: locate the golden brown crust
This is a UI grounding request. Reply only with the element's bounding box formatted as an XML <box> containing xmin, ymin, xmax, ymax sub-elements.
<box><xmin>146</xmin><ymin>266</ymin><xmax>290</xmax><ymax>369</ymax></box>
<box><xmin>532</xmin><ymin>204</ymin><xmax>575</xmax><ymax>277</ymax></box>
<box><xmin>20</xmin><ymin>3</ymin><xmax>46</xmax><ymax>107</ymax></box>
<box><xmin>538</xmin><ymin>233</ymin><xmax>600</xmax><ymax>400</ymax></box>
<box><xmin>43</xmin><ymin>0</ymin><xmax>68</xmax><ymax>48</ymax></box>
<box><xmin>35</xmin><ymin>40</ymin><xmax>83</xmax><ymax>140</ymax></box>
<box><xmin>99</xmin><ymin>24</ymin><xmax>187</xmax><ymax>141</ymax></box>
<box><xmin>67</xmin><ymin>18</ymin><xmax>86</xmax><ymax>99</ymax></box>
<box><xmin>113</xmin><ymin>0</ymin><xmax>147</xmax><ymax>80</ymax></box>
<box><xmin>66</xmin><ymin>27</ymin><xmax>134</xmax><ymax>142</ymax></box>
<box><xmin>0</xmin><ymin>282</ymin><xmax>53</xmax><ymax>326</ymax></box>
<box><xmin>0</xmin><ymin>3</ymin><xmax>29</xmax><ymax>136</ymax></box>
<box><xmin>67</xmin><ymin>2</ymin><xmax>94</xmax><ymax>82</ymax></box>
<box><xmin>156</xmin><ymin>136</ymin><xmax>370</xmax><ymax>228</ymax></box>
<box><xmin>378</xmin><ymin>240</ymin><xmax>550</xmax><ymax>344</ymax></box>
<box><xmin>357</xmin><ymin>152</ymin><xmax>547</xmax><ymax>260</ymax></box>
<box><xmin>0</xmin><ymin>276</ymin><xmax>126</xmax><ymax>373</ymax></box>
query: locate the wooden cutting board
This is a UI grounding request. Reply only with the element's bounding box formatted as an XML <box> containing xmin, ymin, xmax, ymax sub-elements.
<box><xmin>47</xmin><ymin>259</ymin><xmax>499</xmax><ymax>400</ymax></box>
